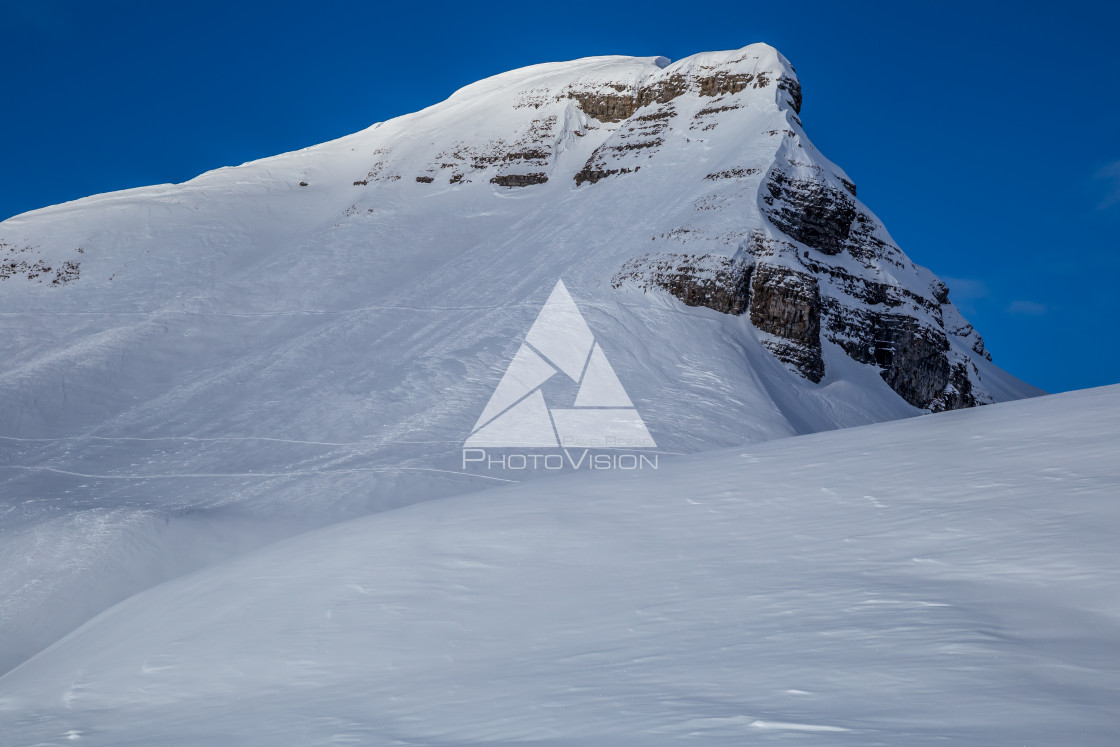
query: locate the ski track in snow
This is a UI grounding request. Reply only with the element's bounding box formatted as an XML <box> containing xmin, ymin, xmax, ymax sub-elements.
<box><xmin>0</xmin><ymin>464</ymin><xmax>520</xmax><ymax>482</ymax></box>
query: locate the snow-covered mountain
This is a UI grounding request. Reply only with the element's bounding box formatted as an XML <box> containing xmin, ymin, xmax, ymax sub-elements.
<box><xmin>0</xmin><ymin>45</ymin><xmax>1041</xmax><ymax>677</ymax></box>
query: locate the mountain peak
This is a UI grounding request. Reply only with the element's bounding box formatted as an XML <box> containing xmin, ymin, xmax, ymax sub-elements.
<box><xmin>0</xmin><ymin>44</ymin><xmax>1043</xmax><ymax>674</ymax></box>
<box><xmin>0</xmin><ymin>43</ymin><xmax>1035</xmax><ymax>432</ymax></box>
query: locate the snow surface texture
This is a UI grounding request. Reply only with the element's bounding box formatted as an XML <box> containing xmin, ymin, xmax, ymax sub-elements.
<box><xmin>0</xmin><ymin>45</ymin><xmax>1040</xmax><ymax>680</ymax></box>
<box><xmin>2</xmin><ymin>385</ymin><xmax>1118</xmax><ymax>745</ymax></box>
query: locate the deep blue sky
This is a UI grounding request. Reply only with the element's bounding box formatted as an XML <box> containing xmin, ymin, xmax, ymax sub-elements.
<box><xmin>2</xmin><ymin>1</ymin><xmax>1117</xmax><ymax>393</ymax></box>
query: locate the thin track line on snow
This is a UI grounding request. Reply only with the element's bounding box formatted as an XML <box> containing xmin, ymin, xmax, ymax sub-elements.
<box><xmin>0</xmin><ymin>465</ymin><xmax>519</xmax><ymax>483</ymax></box>
<box><xmin>0</xmin><ymin>435</ymin><xmax>468</xmax><ymax>446</ymax></box>
<box><xmin>0</xmin><ymin>300</ymin><xmax>725</xmax><ymax>320</ymax></box>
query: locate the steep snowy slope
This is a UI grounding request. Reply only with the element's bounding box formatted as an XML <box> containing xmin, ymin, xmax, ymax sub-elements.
<box><xmin>2</xmin><ymin>386</ymin><xmax>1116</xmax><ymax>746</ymax></box>
<box><xmin>0</xmin><ymin>44</ymin><xmax>1040</xmax><ymax>674</ymax></box>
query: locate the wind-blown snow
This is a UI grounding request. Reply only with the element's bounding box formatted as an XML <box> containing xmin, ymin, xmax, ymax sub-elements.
<box><xmin>1</xmin><ymin>385</ymin><xmax>1117</xmax><ymax>745</ymax></box>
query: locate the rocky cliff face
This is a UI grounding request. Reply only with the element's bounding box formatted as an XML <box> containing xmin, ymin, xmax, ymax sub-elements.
<box><xmin>615</xmin><ymin>208</ymin><xmax>993</xmax><ymax>411</ymax></box>
<box><xmin>587</xmin><ymin>53</ymin><xmax>995</xmax><ymax>411</ymax></box>
<box><xmin>747</xmin><ymin>264</ymin><xmax>824</xmax><ymax>383</ymax></box>
<box><xmin>612</xmin><ymin>253</ymin><xmax>751</xmax><ymax>315</ymax></box>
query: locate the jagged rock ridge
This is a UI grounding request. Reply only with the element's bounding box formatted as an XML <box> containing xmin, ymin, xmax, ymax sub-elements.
<box><xmin>572</xmin><ymin>52</ymin><xmax>998</xmax><ymax>411</ymax></box>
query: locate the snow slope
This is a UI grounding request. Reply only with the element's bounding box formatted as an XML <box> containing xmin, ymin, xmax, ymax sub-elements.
<box><xmin>1</xmin><ymin>385</ymin><xmax>1117</xmax><ymax>745</ymax></box>
<box><xmin>0</xmin><ymin>44</ymin><xmax>1041</xmax><ymax>676</ymax></box>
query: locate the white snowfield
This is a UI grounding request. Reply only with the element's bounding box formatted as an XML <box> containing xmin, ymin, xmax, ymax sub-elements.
<box><xmin>1</xmin><ymin>385</ymin><xmax>1118</xmax><ymax>745</ymax></box>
